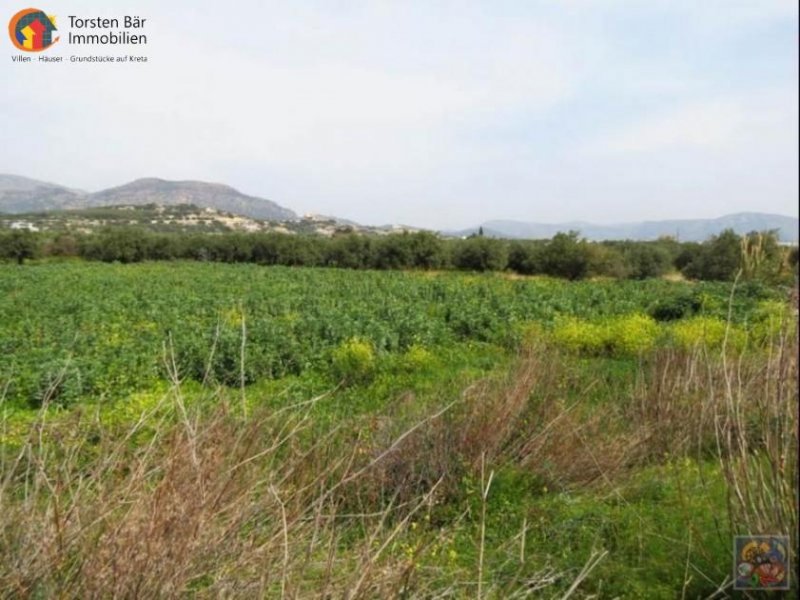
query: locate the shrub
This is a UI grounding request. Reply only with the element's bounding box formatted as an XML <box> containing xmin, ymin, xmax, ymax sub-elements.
<box><xmin>587</xmin><ymin>244</ymin><xmax>628</xmax><ymax>279</ymax></box>
<box><xmin>400</xmin><ymin>344</ymin><xmax>436</xmax><ymax>372</ymax></box>
<box><xmin>539</xmin><ymin>231</ymin><xmax>591</xmax><ymax>280</ymax></box>
<box><xmin>682</xmin><ymin>229</ymin><xmax>742</xmax><ymax>281</ymax></box>
<box><xmin>552</xmin><ymin>314</ymin><xmax>660</xmax><ymax>356</ymax></box>
<box><xmin>606</xmin><ymin>314</ymin><xmax>660</xmax><ymax>355</ymax></box>
<box><xmin>670</xmin><ymin>316</ymin><xmax>744</xmax><ymax>350</ymax></box>
<box><xmin>507</xmin><ymin>241</ymin><xmax>543</xmax><ymax>275</ymax></box>
<box><xmin>622</xmin><ymin>244</ymin><xmax>672</xmax><ymax>279</ymax></box>
<box><xmin>648</xmin><ymin>292</ymin><xmax>702</xmax><ymax>321</ymax></box>
<box><xmin>551</xmin><ymin>316</ymin><xmax>608</xmax><ymax>355</ymax></box>
<box><xmin>331</xmin><ymin>337</ymin><xmax>376</xmax><ymax>383</ymax></box>
<box><xmin>451</xmin><ymin>237</ymin><xmax>508</xmax><ymax>272</ymax></box>
<box><xmin>750</xmin><ymin>299</ymin><xmax>796</xmax><ymax>345</ymax></box>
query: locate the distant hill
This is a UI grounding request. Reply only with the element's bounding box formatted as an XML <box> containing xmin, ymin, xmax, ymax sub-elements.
<box><xmin>450</xmin><ymin>213</ymin><xmax>799</xmax><ymax>243</ymax></box>
<box><xmin>0</xmin><ymin>174</ymin><xmax>87</xmax><ymax>213</ymax></box>
<box><xmin>0</xmin><ymin>175</ymin><xmax>296</xmax><ymax>221</ymax></box>
<box><xmin>88</xmin><ymin>178</ymin><xmax>296</xmax><ymax>221</ymax></box>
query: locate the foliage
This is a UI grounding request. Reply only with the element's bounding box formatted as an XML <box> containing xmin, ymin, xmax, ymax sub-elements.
<box><xmin>620</xmin><ymin>242</ymin><xmax>672</xmax><ymax>279</ymax></box>
<box><xmin>451</xmin><ymin>236</ymin><xmax>508</xmax><ymax>271</ymax></box>
<box><xmin>669</xmin><ymin>315</ymin><xmax>745</xmax><ymax>350</ymax></box>
<box><xmin>331</xmin><ymin>337</ymin><xmax>376</xmax><ymax>383</ymax></box>
<box><xmin>0</xmin><ymin>229</ymin><xmax>40</xmax><ymax>264</ymax></box>
<box><xmin>648</xmin><ymin>290</ymin><xmax>702</xmax><ymax>321</ymax></box>
<box><xmin>0</xmin><ymin>266</ymin><xmax>795</xmax><ymax>597</ymax></box>
<box><xmin>0</xmin><ymin>263</ymin><xmax>780</xmax><ymax>408</ymax></box>
<box><xmin>539</xmin><ymin>231</ymin><xmax>591</xmax><ymax>280</ymax></box>
<box><xmin>682</xmin><ymin>228</ymin><xmax>742</xmax><ymax>281</ymax></box>
<box><xmin>551</xmin><ymin>314</ymin><xmax>660</xmax><ymax>356</ymax></box>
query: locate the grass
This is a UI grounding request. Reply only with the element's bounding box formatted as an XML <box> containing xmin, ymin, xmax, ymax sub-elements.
<box><xmin>0</xmin><ymin>263</ymin><xmax>796</xmax><ymax>596</ymax></box>
<box><xmin>1</xmin><ymin>322</ymin><xmax>795</xmax><ymax>597</ymax></box>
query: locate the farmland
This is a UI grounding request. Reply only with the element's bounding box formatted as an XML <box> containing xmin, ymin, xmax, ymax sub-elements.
<box><xmin>0</xmin><ymin>262</ymin><xmax>797</xmax><ymax>597</ymax></box>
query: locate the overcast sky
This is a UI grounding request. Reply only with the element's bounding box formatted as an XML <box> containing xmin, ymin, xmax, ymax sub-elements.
<box><xmin>1</xmin><ymin>0</ymin><xmax>797</xmax><ymax>228</ymax></box>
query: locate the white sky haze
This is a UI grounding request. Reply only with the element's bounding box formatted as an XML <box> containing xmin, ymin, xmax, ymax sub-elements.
<box><xmin>1</xmin><ymin>0</ymin><xmax>797</xmax><ymax>228</ymax></box>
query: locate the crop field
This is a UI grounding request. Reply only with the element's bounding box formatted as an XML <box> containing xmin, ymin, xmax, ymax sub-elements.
<box><xmin>0</xmin><ymin>262</ymin><xmax>797</xmax><ymax>597</ymax></box>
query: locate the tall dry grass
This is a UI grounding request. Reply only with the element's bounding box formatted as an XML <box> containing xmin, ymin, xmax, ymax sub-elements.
<box><xmin>1</xmin><ymin>380</ymin><xmax>589</xmax><ymax>598</ymax></box>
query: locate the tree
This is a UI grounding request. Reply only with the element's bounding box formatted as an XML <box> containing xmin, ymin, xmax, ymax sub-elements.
<box><xmin>539</xmin><ymin>231</ymin><xmax>590</xmax><ymax>280</ymax></box>
<box><xmin>406</xmin><ymin>232</ymin><xmax>446</xmax><ymax>269</ymax></box>
<box><xmin>587</xmin><ymin>243</ymin><xmax>627</xmax><ymax>278</ymax></box>
<box><xmin>621</xmin><ymin>243</ymin><xmax>672</xmax><ymax>279</ymax></box>
<box><xmin>373</xmin><ymin>234</ymin><xmax>414</xmax><ymax>270</ymax></box>
<box><xmin>1</xmin><ymin>229</ymin><xmax>40</xmax><ymax>264</ymax></box>
<box><xmin>451</xmin><ymin>237</ymin><xmax>508</xmax><ymax>271</ymax></box>
<box><xmin>325</xmin><ymin>234</ymin><xmax>374</xmax><ymax>269</ymax></box>
<box><xmin>682</xmin><ymin>229</ymin><xmax>742</xmax><ymax>281</ymax></box>
<box><xmin>507</xmin><ymin>241</ymin><xmax>543</xmax><ymax>275</ymax></box>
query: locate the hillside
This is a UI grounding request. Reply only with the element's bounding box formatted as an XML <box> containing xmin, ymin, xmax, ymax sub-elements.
<box><xmin>88</xmin><ymin>178</ymin><xmax>297</xmax><ymax>221</ymax></box>
<box><xmin>0</xmin><ymin>175</ymin><xmax>297</xmax><ymax>222</ymax></box>
<box><xmin>0</xmin><ymin>174</ymin><xmax>87</xmax><ymax>213</ymax></box>
<box><xmin>0</xmin><ymin>203</ymin><xmax>418</xmax><ymax>237</ymax></box>
<box><xmin>452</xmin><ymin>212</ymin><xmax>799</xmax><ymax>243</ymax></box>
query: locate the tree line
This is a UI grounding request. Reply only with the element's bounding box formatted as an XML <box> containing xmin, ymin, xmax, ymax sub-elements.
<box><xmin>1</xmin><ymin>227</ymin><xmax>797</xmax><ymax>282</ymax></box>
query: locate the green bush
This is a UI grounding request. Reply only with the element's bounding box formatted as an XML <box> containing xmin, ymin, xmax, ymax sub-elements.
<box><xmin>551</xmin><ymin>316</ymin><xmax>607</xmax><ymax>355</ymax></box>
<box><xmin>670</xmin><ymin>316</ymin><xmax>745</xmax><ymax>351</ymax></box>
<box><xmin>606</xmin><ymin>314</ymin><xmax>660</xmax><ymax>354</ymax></box>
<box><xmin>400</xmin><ymin>344</ymin><xmax>436</xmax><ymax>372</ymax></box>
<box><xmin>331</xmin><ymin>338</ymin><xmax>376</xmax><ymax>383</ymax></box>
<box><xmin>451</xmin><ymin>237</ymin><xmax>508</xmax><ymax>272</ymax></box>
<box><xmin>648</xmin><ymin>292</ymin><xmax>702</xmax><ymax>321</ymax></box>
<box><xmin>551</xmin><ymin>314</ymin><xmax>660</xmax><ymax>356</ymax></box>
<box><xmin>750</xmin><ymin>299</ymin><xmax>796</xmax><ymax>345</ymax></box>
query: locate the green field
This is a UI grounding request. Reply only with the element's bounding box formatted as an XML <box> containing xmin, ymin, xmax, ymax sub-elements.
<box><xmin>0</xmin><ymin>262</ymin><xmax>796</xmax><ymax>597</ymax></box>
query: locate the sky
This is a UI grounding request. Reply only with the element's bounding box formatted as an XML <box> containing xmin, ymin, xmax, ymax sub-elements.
<box><xmin>1</xmin><ymin>0</ymin><xmax>797</xmax><ymax>229</ymax></box>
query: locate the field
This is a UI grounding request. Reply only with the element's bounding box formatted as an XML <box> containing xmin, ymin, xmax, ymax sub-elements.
<box><xmin>0</xmin><ymin>262</ymin><xmax>797</xmax><ymax>597</ymax></box>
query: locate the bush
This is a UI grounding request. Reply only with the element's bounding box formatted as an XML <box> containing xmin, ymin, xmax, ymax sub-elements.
<box><xmin>540</xmin><ymin>232</ymin><xmax>591</xmax><ymax>280</ymax></box>
<box><xmin>587</xmin><ymin>244</ymin><xmax>628</xmax><ymax>278</ymax></box>
<box><xmin>622</xmin><ymin>244</ymin><xmax>672</xmax><ymax>279</ymax></box>
<box><xmin>0</xmin><ymin>229</ymin><xmax>40</xmax><ymax>264</ymax></box>
<box><xmin>670</xmin><ymin>316</ymin><xmax>745</xmax><ymax>351</ymax></box>
<box><xmin>400</xmin><ymin>344</ymin><xmax>436</xmax><ymax>372</ymax></box>
<box><xmin>606</xmin><ymin>314</ymin><xmax>660</xmax><ymax>354</ymax></box>
<box><xmin>451</xmin><ymin>237</ymin><xmax>508</xmax><ymax>272</ymax></box>
<box><xmin>648</xmin><ymin>292</ymin><xmax>702</xmax><ymax>321</ymax></box>
<box><xmin>682</xmin><ymin>229</ymin><xmax>742</xmax><ymax>281</ymax></box>
<box><xmin>331</xmin><ymin>338</ymin><xmax>376</xmax><ymax>383</ymax></box>
<box><xmin>551</xmin><ymin>314</ymin><xmax>660</xmax><ymax>356</ymax></box>
<box><xmin>550</xmin><ymin>316</ymin><xmax>608</xmax><ymax>355</ymax></box>
<box><xmin>750</xmin><ymin>300</ymin><xmax>796</xmax><ymax>345</ymax></box>
<box><xmin>507</xmin><ymin>241</ymin><xmax>543</xmax><ymax>275</ymax></box>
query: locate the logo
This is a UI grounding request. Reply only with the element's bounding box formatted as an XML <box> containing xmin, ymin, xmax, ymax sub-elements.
<box><xmin>734</xmin><ymin>535</ymin><xmax>790</xmax><ymax>590</ymax></box>
<box><xmin>8</xmin><ymin>8</ymin><xmax>59</xmax><ymax>52</ymax></box>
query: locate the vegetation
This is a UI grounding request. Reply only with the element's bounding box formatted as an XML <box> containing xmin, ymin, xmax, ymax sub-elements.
<box><xmin>1</xmin><ymin>225</ymin><xmax>796</xmax><ymax>283</ymax></box>
<box><xmin>0</xmin><ymin>258</ymin><xmax>796</xmax><ymax>596</ymax></box>
<box><xmin>0</xmin><ymin>263</ymin><xmax>783</xmax><ymax>409</ymax></box>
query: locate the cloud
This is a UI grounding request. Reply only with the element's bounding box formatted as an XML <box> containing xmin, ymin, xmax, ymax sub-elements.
<box><xmin>584</xmin><ymin>100</ymin><xmax>746</xmax><ymax>154</ymax></box>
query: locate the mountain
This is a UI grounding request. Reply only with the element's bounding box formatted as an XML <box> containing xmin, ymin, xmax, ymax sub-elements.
<box><xmin>88</xmin><ymin>178</ymin><xmax>296</xmax><ymax>221</ymax></box>
<box><xmin>450</xmin><ymin>213</ymin><xmax>799</xmax><ymax>243</ymax></box>
<box><xmin>0</xmin><ymin>175</ymin><xmax>297</xmax><ymax>221</ymax></box>
<box><xmin>0</xmin><ymin>174</ymin><xmax>87</xmax><ymax>213</ymax></box>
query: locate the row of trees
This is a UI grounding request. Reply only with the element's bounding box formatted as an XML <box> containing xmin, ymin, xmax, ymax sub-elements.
<box><xmin>1</xmin><ymin>227</ymin><xmax>797</xmax><ymax>282</ymax></box>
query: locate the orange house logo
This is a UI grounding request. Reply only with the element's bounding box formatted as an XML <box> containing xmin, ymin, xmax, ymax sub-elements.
<box><xmin>8</xmin><ymin>8</ymin><xmax>59</xmax><ymax>51</ymax></box>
